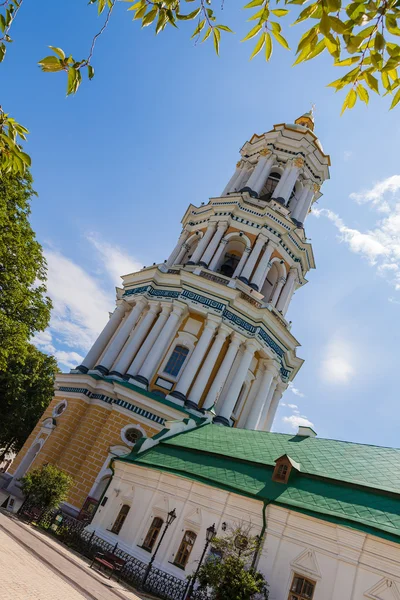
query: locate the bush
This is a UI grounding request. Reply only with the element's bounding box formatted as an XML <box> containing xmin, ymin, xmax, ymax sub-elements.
<box><xmin>20</xmin><ymin>463</ymin><xmax>73</xmax><ymax>510</ymax></box>
<box><xmin>196</xmin><ymin>525</ymin><xmax>269</xmax><ymax>600</ymax></box>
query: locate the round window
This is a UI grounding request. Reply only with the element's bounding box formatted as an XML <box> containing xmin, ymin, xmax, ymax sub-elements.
<box><xmin>53</xmin><ymin>401</ymin><xmax>67</xmax><ymax>417</ymax></box>
<box><xmin>124</xmin><ymin>428</ymin><xmax>143</xmax><ymax>445</ymax></box>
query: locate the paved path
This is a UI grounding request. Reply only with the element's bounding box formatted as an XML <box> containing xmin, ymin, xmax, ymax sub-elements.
<box><xmin>0</xmin><ymin>512</ymin><xmax>144</xmax><ymax>600</ymax></box>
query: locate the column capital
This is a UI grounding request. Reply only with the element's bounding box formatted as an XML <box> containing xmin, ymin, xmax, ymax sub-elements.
<box><xmin>160</xmin><ymin>303</ymin><xmax>173</xmax><ymax>316</ymax></box>
<box><xmin>220</xmin><ymin>238</ymin><xmax>229</xmax><ymax>245</ymax></box>
<box><xmin>244</xmin><ymin>339</ymin><xmax>259</xmax><ymax>353</ymax></box>
<box><xmin>116</xmin><ymin>299</ymin><xmax>130</xmax><ymax>312</ymax></box>
<box><xmin>205</xmin><ymin>314</ymin><xmax>222</xmax><ymax>328</ymax></box>
<box><xmin>207</xmin><ymin>221</ymin><xmax>218</xmax><ymax>229</ymax></box>
<box><xmin>216</xmin><ymin>220</ymin><xmax>229</xmax><ymax>230</ymax></box>
<box><xmin>244</xmin><ymin>246</ymin><xmax>252</xmax><ymax>254</ymax></box>
<box><xmin>278</xmin><ymin>276</ymin><xmax>287</xmax><ymax>284</ymax></box>
<box><xmin>264</xmin><ymin>358</ymin><xmax>281</xmax><ymax>375</ymax></box>
<box><xmin>216</xmin><ymin>323</ymin><xmax>232</xmax><ymax>339</ymax></box>
<box><xmin>258</xmin><ymin>148</ymin><xmax>271</xmax><ymax>157</ymax></box>
<box><xmin>230</xmin><ymin>331</ymin><xmax>245</xmax><ymax>346</ymax></box>
<box><xmin>171</xmin><ymin>301</ymin><xmax>187</xmax><ymax>318</ymax></box>
<box><xmin>147</xmin><ymin>300</ymin><xmax>161</xmax><ymax>312</ymax></box>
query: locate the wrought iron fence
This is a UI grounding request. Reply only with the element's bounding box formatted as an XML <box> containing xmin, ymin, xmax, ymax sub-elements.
<box><xmin>20</xmin><ymin>505</ymin><xmax>190</xmax><ymax>600</ymax></box>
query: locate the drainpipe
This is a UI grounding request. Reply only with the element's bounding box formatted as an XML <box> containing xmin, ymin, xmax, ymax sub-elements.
<box><xmin>251</xmin><ymin>501</ymin><xmax>269</xmax><ymax>572</ymax></box>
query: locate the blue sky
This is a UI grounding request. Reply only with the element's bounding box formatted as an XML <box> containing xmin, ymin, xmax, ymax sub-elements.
<box><xmin>3</xmin><ymin>1</ymin><xmax>400</xmax><ymax>447</ymax></box>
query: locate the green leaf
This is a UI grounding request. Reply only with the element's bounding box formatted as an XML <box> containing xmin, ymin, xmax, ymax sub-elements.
<box><xmin>319</xmin><ymin>12</ymin><xmax>331</xmax><ymax>36</ymax></box>
<box><xmin>382</xmin><ymin>57</ymin><xmax>400</xmax><ymax>72</ymax></box>
<box><xmin>270</xmin><ymin>21</ymin><xmax>281</xmax><ymax>32</ymax></box>
<box><xmin>201</xmin><ymin>26</ymin><xmax>212</xmax><ymax>41</ymax></box>
<box><xmin>241</xmin><ymin>23</ymin><xmax>262</xmax><ymax>41</ymax></box>
<box><xmin>213</xmin><ymin>28</ymin><xmax>220</xmax><ymax>54</ymax></box>
<box><xmin>329</xmin><ymin>16</ymin><xmax>348</xmax><ymax>34</ymax></box>
<box><xmin>191</xmin><ymin>19</ymin><xmax>205</xmax><ymax>38</ymax></box>
<box><xmin>243</xmin><ymin>0</ymin><xmax>264</xmax><ymax>8</ymax></box>
<box><xmin>390</xmin><ymin>87</ymin><xmax>400</xmax><ymax>109</ymax></box>
<box><xmin>374</xmin><ymin>31</ymin><xmax>385</xmax><ymax>52</ymax></box>
<box><xmin>38</xmin><ymin>56</ymin><xmax>64</xmax><ymax>72</ymax></box>
<box><xmin>66</xmin><ymin>67</ymin><xmax>81</xmax><ymax>96</ymax></box>
<box><xmin>155</xmin><ymin>10</ymin><xmax>168</xmax><ymax>33</ymax></box>
<box><xmin>324</xmin><ymin>33</ymin><xmax>340</xmax><ymax>57</ymax></box>
<box><xmin>0</xmin><ymin>43</ymin><xmax>6</xmax><ymax>63</ymax></box>
<box><xmin>326</xmin><ymin>0</ymin><xmax>341</xmax><ymax>12</ymax></box>
<box><xmin>272</xmin><ymin>29</ymin><xmax>290</xmax><ymax>49</ymax></box>
<box><xmin>142</xmin><ymin>8</ymin><xmax>157</xmax><ymax>26</ymax></box>
<box><xmin>364</xmin><ymin>71</ymin><xmax>379</xmax><ymax>94</ymax></box>
<box><xmin>265</xmin><ymin>31</ymin><xmax>272</xmax><ymax>60</ymax></box>
<box><xmin>49</xmin><ymin>46</ymin><xmax>66</xmax><ymax>60</ymax></box>
<box><xmin>250</xmin><ymin>32</ymin><xmax>266</xmax><ymax>58</ymax></box>
<box><xmin>294</xmin><ymin>3</ymin><xmax>319</xmax><ymax>24</ymax></box>
<box><xmin>134</xmin><ymin>5</ymin><xmax>147</xmax><ymax>19</ymax></box>
<box><xmin>341</xmin><ymin>87</ymin><xmax>357</xmax><ymax>114</ymax></box>
<box><xmin>296</xmin><ymin>26</ymin><xmax>317</xmax><ymax>52</ymax></box>
<box><xmin>346</xmin><ymin>2</ymin><xmax>365</xmax><ymax>19</ymax></box>
<box><xmin>334</xmin><ymin>56</ymin><xmax>360</xmax><ymax>66</ymax></box>
<box><xmin>386</xmin><ymin>15</ymin><xmax>400</xmax><ymax>36</ymax></box>
<box><xmin>0</xmin><ymin>14</ymin><xmax>6</xmax><ymax>33</ymax></box>
<box><xmin>382</xmin><ymin>71</ymin><xmax>390</xmax><ymax>90</ymax></box>
<box><xmin>176</xmin><ymin>8</ymin><xmax>201</xmax><ymax>20</ymax></box>
<box><xmin>87</xmin><ymin>65</ymin><xmax>95</xmax><ymax>80</ymax></box>
<box><xmin>217</xmin><ymin>24</ymin><xmax>234</xmax><ymax>32</ymax></box>
<box><xmin>356</xmin><ymin>83</ymin><xmax>369</xmax><ymax>103</ymax></box>
<box><xmin>271</xmin><ymin>8</ymin><xmax>289</xmax><ymax>16</ymax></box>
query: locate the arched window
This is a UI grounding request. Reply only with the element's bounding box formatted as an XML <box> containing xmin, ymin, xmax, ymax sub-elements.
<box><xmin>260</xmin><ymin>172</ymin><xmax>281</xmax><ymax>200</ymax></box>
<box><xmin>174</xmin><ymin>530</ymin><xmax>197</xmax><ymax>568</ymax></box>
<box><xmin>164</xmin><ymin>345</ymin><xmax>189</xmax><ymax>378</ymax></box>
<box><xmin>111</xmin><ymin>504</ymin><xmax>130</xmax><ymax>535</ymax></box>
<box><xmin>143</xmin><ymin>517</ymin><xmax>164</xmax><ymax>551</ymax></box>
<box><xmin>260</xmin><ymin>262</ymin><xmax>279</xmax><ymax>302</ymax></box>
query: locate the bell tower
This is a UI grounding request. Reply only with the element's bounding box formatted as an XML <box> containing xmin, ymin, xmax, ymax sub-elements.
<box><xmin>75</xmin><ymin>110</ymin><xmax>330</xmax><ymax>429</ymax></box>
<box><xmin>7</xmin><ymin>112</ymin><xmax>330</xmax><ymax>516</ymax></box>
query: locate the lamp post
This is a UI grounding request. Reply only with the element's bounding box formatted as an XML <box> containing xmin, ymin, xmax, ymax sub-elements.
<box><xmin>186</xmin><ymin>523</ymin><xmax>216</xmax><ymax>599</ymax></box>
<box><xmin>142</xmin><ymin>508</ymin><xmax>177</xmax><ymax>587</ymax></box>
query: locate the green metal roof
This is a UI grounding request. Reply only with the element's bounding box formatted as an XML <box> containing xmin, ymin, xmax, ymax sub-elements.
<box><xmin>120</xmin><ymin>424</ymin><xmax>400</xmax><ymax>543</ymax></box>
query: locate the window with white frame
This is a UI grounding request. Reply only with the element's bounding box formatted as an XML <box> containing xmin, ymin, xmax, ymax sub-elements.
<box><xmin>288</xmin><ymin>574</ymin><xmax>316</xmax><ymax>600</ymax></box>
<box><xmin>121</xmin><ymin>425</ymin><xmax>144</xmax><ymax>447</ymax></box>
<box><xmin>159</xmin><ymin>331</ymin><xmax>196</xmax><ymax>382</ymax></box>
<box><xmin>164</xmin><ymin>345</ymin><xmax>189</xmax><ymax>377</ymax></box>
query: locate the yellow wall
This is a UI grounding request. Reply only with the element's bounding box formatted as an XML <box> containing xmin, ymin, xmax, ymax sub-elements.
<box><xmin>10</xmin><ymin>394</ymin><xmax>158</xmax><ymax>511</ymax></box>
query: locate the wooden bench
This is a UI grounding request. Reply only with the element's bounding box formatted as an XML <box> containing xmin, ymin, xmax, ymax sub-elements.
<box><xmin>90</xmin><ymin>551</ymin><xmax>126</xmax><ymax>580</ymax></box>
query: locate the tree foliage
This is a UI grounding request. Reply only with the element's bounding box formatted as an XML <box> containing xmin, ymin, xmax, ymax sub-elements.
<box><xmin>20</xmin><ymin>463</ymin><xmax>73</xmax><ymax>510</ymax></box>
<box><xmin>196</xmin><ymin>525</ymin><xmax>269</xmax><ymax>600</ymax></box>
<box><xmin>0</xmin><ymin>344</ymin><xmax>59</xmax><ymax>460</ymax></box>
<box><xmin>2</xmin><ymin>0</ymin><xmax>400</xmax><ymax>172</ymax></box>
<box><xmin>0</xmin><ymin>172</ymin><xmax>52</xmax><ymax>370</ymax></box>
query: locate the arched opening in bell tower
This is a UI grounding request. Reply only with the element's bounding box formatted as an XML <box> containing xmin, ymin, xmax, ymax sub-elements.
<box><xmin>259</xmin><ymin>171</ymin><xmax>281</xmax><ymax>201</ymax></box>
<box><xmin>261</xmin><ymin>259</ymin><xmax>286</xmax><ymax>304</ymax></box>
<box><xmin>215</xmin><ymin>234</ymin><xmax>250</xmax><ymax>277</ymax></box>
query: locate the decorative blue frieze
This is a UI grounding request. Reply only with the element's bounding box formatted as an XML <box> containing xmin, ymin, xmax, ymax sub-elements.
<box><xmin>123</xmin><ymin>285</ymin><xmax>150</xmax><ymax>297</ymax></box>
<box><xmin>148</xmin><ymin>287</ymin><xmax>180</xmax><ymax>299</ymax></box>
<box><xmin>223</xmin><ymin>310</ymin><xmax>257</xmax><ymax>334</ymax></box>
<box><xmin>58</xmin><ymin>386</ymin><xmax>165</xmax><ymax>425</ymax></box>
<box><xmin>181</xmin><ymin>289</ymin><xmax>225</xmax><ymax>312</ymax></box>
<box><xmin>256</xmin><ymin>328</ymin><xmax>284</xmax><ymax>358</ymax></box>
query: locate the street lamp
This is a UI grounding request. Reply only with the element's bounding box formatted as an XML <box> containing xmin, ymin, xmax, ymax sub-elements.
<box><xmin>186</xmin><ymin>523</ymin><xmax>216</xmax><ymax>598</ymax></box>
<box><xmin>142</xmin><ymin>508</ymin><xmax>177</xmax><ymax>587</ymax></box>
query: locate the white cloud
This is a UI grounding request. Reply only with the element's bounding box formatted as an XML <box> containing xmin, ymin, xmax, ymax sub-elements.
<box><xmin>282</xmin><ymin>415</ymin><xmax>314</xmax><ymax>430</ymax></box>
<box><xmin>31</xmin><ymin>235</ymin><xmax>141</xmax><ymax>371</ymax></box>
<box><xmin>313</xmin><ymin>177</ymin><xmax>400</xmax><ymax>290</ymax></box>
<box><xmin>320</xmin><ymin>338</ymin><xmax>355</xmax><ymax>384</ymax></box>
<box><xmin>287</xmin><ymin>403</ymin><xmax>298</xmax><ymax>409</ymax></box>
<box><xmin>53</xmin><ymin>350</ymin><xmax>84</xmax><ymax>370</ymax></box>
<box><xmin>86</xmin><ymin>233</ymin><xmax>142</xmax><ymax>285</ymax></box>
<box><xmin>288</xmin><ymin>382</ymin><xmax>305</xmax><ymax>398</ymax></box>
<box><xmin>349</xmin><ymin>175</ymin><xmax>400</xmax><ymax>213</ymax></box>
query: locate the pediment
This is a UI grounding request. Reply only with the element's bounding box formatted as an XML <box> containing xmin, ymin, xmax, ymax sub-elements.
<box><xmin>184</xmin><ymin>506</ymin><xmax>202</xmax><ymax>528</ymax></box>
<box><xmin>365</xmin><ymin>579</ymin><xmax>400</xmax><ymax>600</ymax></box>
<box><xmin>291</xmin><ymin>548</ymin><xmax>321</xmax><ymax>578</ymax></box>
